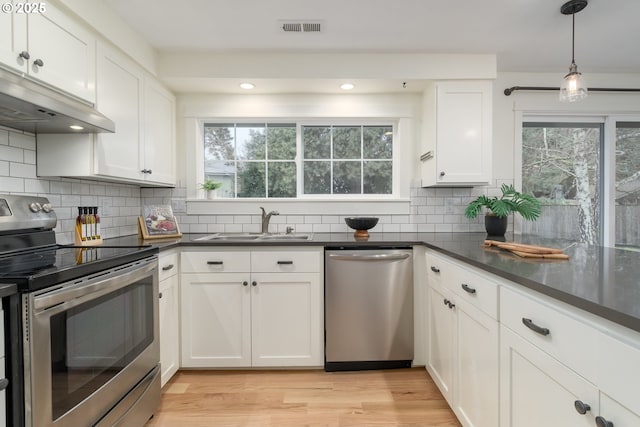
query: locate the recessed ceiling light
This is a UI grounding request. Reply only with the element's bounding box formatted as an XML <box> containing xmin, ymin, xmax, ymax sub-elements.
<box><xmin>239</xmin><ymin>83</ymin><xmax>255</xmax><ymax>90</ymax></box>
<box><xmin>69</xmin><ymin>125</ymin><xmax>84</xmax><ymax>130</ymax></box>
<box><xmin>340</xmin><ymin>83</ymin><xmax>355</xmax><ymax>90</ymax></box>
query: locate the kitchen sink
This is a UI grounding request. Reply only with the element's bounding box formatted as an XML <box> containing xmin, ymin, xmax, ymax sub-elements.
<box><xmin>194</xmin><ymin>233</ymin><xmax>312</xmax><ymax>242</ymax></box>
<box><xmin>258</xmin><ymin>234</ymin><xmax>312</xmax><ymax>240</ymax></box>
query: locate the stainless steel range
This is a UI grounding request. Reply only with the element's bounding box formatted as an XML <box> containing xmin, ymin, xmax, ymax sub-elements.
<box><xmin>0</xmin><ymin>194</ymin><xmax>160</xmax><ymax>427</ymax></box>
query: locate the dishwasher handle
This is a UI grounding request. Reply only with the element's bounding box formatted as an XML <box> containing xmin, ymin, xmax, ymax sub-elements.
<box><xmin>328</xmin><ymin>253</ymin><xmax>411</xmax><ymax>262</ymax></box>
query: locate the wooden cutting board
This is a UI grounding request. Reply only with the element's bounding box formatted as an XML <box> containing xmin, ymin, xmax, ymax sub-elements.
<box><xmin>483</xmin><ymin>240</ymin><xmax>569</xmax><ymax>260</ymax></box>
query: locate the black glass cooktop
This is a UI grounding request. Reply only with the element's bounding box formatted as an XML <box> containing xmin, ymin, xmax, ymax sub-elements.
<box><xmin>0</xmin><ymin>244</ymin><xmax>158</xmax><ymax>292</ymax></box>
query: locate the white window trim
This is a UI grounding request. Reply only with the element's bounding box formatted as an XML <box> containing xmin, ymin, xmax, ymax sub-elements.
<box><xmin>190</xmin><ymin>117</ymin><xmax>410</xmax><ymax>215</ymax></box>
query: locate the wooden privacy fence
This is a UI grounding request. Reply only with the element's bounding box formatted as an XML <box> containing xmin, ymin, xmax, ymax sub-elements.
<box><xmin>520</xmin><ymin>205</ymin><xmax>640</xmax><ymax>246</ymax></box>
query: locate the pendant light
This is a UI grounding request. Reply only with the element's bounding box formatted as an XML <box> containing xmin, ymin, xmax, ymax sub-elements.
<box><xmin>559</xmin><ymin>0</ymin><xmax>588</xmax><ymax>102</ymax></box>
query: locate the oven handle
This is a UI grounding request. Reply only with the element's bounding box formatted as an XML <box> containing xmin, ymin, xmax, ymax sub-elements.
<box><xmin>33</xmin><ymin>257</ymin><xmax>158</xmax><ymax>313</ymax></box>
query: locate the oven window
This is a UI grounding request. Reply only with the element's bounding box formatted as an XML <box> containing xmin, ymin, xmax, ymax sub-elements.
<box><xmin>49</xmin><ymin>279</ymin><xmax>153</xmax><ymax>420</ymax></box>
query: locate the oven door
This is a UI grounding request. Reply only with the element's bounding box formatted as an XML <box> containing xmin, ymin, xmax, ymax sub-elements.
<box><xmin>24</xmin><ymin>257</ymin><xmax>159</xmax><ymax>427</ymax></box>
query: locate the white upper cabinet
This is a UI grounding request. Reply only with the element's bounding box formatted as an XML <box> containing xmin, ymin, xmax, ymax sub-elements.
<box><xmin>37</xmin><ymin>41</ymin><xmax>176</xmax><ymax>187</ymax></box>
<box><xmin>95</xmin><ymin>41</ymin><xmax>145</xmax><ymax>181</ymax></box>
<box><xmin>0</xmin><ymin>1</ymin><xmax>95</xmax><ymax>102</ymax></box>
<box><xmin>421</xmin><ymin>81</ymin><xmax>492</xmax><ymax>187</ymax></box>
<box><xmin>143</xmin><ymin>78</ymin><xmax>176</xmax><ymax>186</ymax></box>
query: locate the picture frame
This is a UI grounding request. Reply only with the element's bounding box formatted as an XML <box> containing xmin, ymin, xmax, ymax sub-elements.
<box><xmin>139</xmin><ymin>204</ymin><xmax>182</xmax><ymax>240</ymax></box>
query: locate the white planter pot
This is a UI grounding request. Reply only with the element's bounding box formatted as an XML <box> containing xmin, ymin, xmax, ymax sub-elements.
<box><xmin>206</xmin><ymin>189</ymin><xmax>217</xmax><ymax>199</ymax></box>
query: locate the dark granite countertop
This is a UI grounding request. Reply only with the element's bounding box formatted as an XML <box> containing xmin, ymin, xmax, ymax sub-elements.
<box><xmin>105</xmin><ymin>232</ymin><xmax>640</xmax><ymax>334</ymax></box>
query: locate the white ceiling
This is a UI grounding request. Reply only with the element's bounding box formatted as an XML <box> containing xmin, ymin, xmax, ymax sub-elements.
<box><xmin>102</xmin><ymin>0</ymin><xmax>640</xmax><ymax>93</ymax></box>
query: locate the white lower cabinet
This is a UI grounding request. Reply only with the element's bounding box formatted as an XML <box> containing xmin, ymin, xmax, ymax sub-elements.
<box><xmin>180</xmin><ymin>247</ymin><xmax>324</xmax><ymax>368</ymax></box>
<box><xmin>498</xmin><ymin>285</ymin><xmax>640</xmax><ymax>427</ymax></box>
<box><xmin>158</xmin><ymin>251</ymin><xmax>179</xmax><ymax>387</ymax></box>
<box><xmin>425</xmin><ymin>251</ymin><xmax>499</xmax><ymax>427</ymax></box>
<box><xmin>426</xmin><ymin>284</ymin><xmax>455</xmax><ymax>401</ymax></box>
<box><xmin>500</xmin><ymin>325</ymin><xmax>598</xmax><ymax>427</ymax></box>
<box><xmin>598</xmin><ymin>393</ymin><xmax>640</xmax><ymax>427</ymax></box>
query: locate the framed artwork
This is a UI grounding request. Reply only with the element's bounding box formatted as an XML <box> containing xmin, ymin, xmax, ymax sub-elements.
<box><xmin>139</xmin><ymin>205</ymin><xmax>182</xmax><ymax>240</ymax></box>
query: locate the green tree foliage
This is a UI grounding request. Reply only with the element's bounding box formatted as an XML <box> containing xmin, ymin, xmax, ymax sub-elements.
<box><xmin>205</xmin><ymin>123</ymin><xmax>393</xmax><ymax>198</ymax></box>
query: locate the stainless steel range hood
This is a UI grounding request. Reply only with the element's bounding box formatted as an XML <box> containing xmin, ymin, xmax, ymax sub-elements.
<box><xmin>0</xmin><ymin>68</ymin><xmax>115</xmax><ymax>134</ymax></box>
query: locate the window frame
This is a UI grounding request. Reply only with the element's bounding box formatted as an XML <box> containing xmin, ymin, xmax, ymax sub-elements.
<box><xmin>201</xmin><ymin>119</ymin><xmax>400</xmax><ymax>201</ymax></box>
<box><xmin>516</xmin><ymin>112</ymin><xmax>640</xmax><ymax>248</ymax></box>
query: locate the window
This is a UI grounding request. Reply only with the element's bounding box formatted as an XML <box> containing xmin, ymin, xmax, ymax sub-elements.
<box><xmin>204</xmin><ymin>123</ymin><xmax>297</xmax><ymax>198</ymax></box>
<box><xmin>203</xmin><ymin>122</ymin><xmax>394</xmax><ymax>198</ymax></box>
<box><xmin>615</xmin><ymin>122</ymin><xmax>640</xmax><ymax>248</ymax></box>
<box><xmin>521</xmin><ymin>119</ymin><xmax>640</xmax><ymax>248</ymax></box>
<box><xmin>302</xmin><ymin>125</ymin><xmax>393</xmax><ymax>195</ymax></box>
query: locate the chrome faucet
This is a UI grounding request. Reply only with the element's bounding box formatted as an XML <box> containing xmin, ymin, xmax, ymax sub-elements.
<box><xmin>260</xmin><ymin>207</ymin><xmax>279</xmax><ymax>233</ymax></box>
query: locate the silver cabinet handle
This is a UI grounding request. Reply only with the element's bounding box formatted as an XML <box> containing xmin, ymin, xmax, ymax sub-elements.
<box><xmin>33</xmin><ymin>58</ymin><xmax>44</xmax><ymax>67</ymax></box>
<box><xmin>328</xmin><ymin>253</ymin><xmax>410</xmax><ymax>261</ymax></box>
<box><xmin>277</xmin><ymin>260</ymin><xmax>293</xmax><ymax>265</ymax></box>
<box><xmin>162</xmin><ymin>264</ymin><xmax>174</xmax><ymax>271</ymax></box>
<box><xmin>19</xmin><ymin>51</ymin><xmax>30</xmax><ymax>60</ymax></box>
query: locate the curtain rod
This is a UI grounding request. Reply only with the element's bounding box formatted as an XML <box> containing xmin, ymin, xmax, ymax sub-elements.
<box><xmin>503</xmin><ymin>86</ymin><xmax>640</xmax><ymax>96</ymax></box>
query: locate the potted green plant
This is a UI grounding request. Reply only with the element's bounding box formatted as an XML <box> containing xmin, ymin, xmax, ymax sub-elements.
<box><xmin>199</xmin><ymin>179</ymin><xmax>222</xmax><ymax>199</ymax></box>
<box><xmin>464</xmin><ymin>184</ymin><xmax>541</xmax><ymax>236</ymax></box>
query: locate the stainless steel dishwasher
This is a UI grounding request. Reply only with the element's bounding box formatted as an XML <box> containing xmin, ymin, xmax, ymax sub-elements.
<box><xmin>324</xmin><ymin>248</ymin><xmax>413</xmax><ymax>371</ymax></box>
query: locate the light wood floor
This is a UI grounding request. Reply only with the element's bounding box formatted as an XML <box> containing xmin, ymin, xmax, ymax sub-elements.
<box><xmin>146</xmin><ymin>368</ymin><xmax>461</xmax><ymax>427</ymax></box>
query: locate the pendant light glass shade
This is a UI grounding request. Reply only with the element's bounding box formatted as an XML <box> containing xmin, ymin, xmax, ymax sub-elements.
<box><xmin>559</xmin><ymin>61</ymin><xmax>587</xmax><ymax>102</ymax></box>
<box><xmin>559</xmin><ymin>0</ymin><xmax>588</xmax><ymax>102</ymax></box>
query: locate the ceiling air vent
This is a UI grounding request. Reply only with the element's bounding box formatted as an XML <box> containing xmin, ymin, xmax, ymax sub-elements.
<box><xmin>279</xmin><ymin>20</ymin><xmax>322</xmax><ymax>33</ymax></box>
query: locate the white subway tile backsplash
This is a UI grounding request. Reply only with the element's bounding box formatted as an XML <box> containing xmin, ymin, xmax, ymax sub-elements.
<box><xmin>10</xmin><ymin>132</ymin><xmax>36</xmax><ymax>150</ymax></box>
<box><xmin>207</xmin><ymin>224</ymin><xmax>225</xmax><ymax>233</ymax></box>
<box><xmin>224</xmin><ymin>224</ymin><xmax>243</xmax><ymax>233</ymax></box>
<box><xmin>0</xmin><ymin>177</ymin><xmax>24</xmax><ymax>192</ymax></box>
<box><xmin>23</xmin><ymin>150</ymin><xmax>36</xmax><ymax>165</ymax></box>
<box><xmin>0</xmin><ymin>145</ymin><xmax>23</xmax><ymax>162</ymax></box>
<box><xmin>382</xmin><ymin>224</ymin><xmax>401</xmax><ymax>233</ymax></box>
<box><xmin>312</xmin><ymin>224</ymin><xmax>331</xmax><ymax>233</ymax></box>
<box><xmin>0</xmin><ymin>130</ymin><xmax>8</xmax><ymax>145</ymax></box>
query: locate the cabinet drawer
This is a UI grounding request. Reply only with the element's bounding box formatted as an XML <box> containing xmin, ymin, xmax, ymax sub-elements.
<box><xmin>158</xmin><ymin>252</ymin><xmax>178</xmax><ymax>281</ymax></box>
<box><xmin>450</xmin><ymin>266</ymin><xmax>498</xmax><ymax>319</ymax></box>
<box><xmin>181</xmin><ymin>251</ymin><xmax>250</xmax><ymax>273</ymax></box>
<box><xmin>597</xmin><ymin>331</ymin><xmax>640</xmax><ymax>416</ymax></box>
<box><xmin>251</xmin><ymin>250</ymin><xmax>321</xmax><ymax>273</ymax></box>
<box><xmin>425</xmin><ymin>253</ymin><xmax>447</xmax><ymax>291</ymax></box>
<box><xmin>500</xmin><ymin>286</ymin><xmax>598</xmax><ymax>381</ymax></box>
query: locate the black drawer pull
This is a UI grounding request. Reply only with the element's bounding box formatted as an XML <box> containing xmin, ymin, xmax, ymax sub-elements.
<box><xmin>277</xmin><ymin>260</ymin><xmax>294</xmax><ymax>265</ymax></box>
<box><xmin>443</xmin><ymin>298</ymin><xmax>449</xmax><ymax>306</ymax></box>
<box><xmin>243</xmin><ymin>281</ymin><xmax>248</xmax><ymax>287</ymax></box>
<box><xmin>430</xmin><ymin>266</ymin><xmax>440</xmax><ymax>273</ymax></box>
<box><xmin>522</xmin><ymin>318</ymin><xmax>550</xmax><ymax>336</ymax></box>
<box><xmin>0</xmin><ymin>378</ymin><xmax>8</xmax><ymax>391</ymax></box>
<box><xmin>595</xmin><ymin>416</ymin><xmax>614</xmax><ymax>427</ymax></box>
<box><xmin>461</xmin><ymin>283</ymin><xmax>476</xmax><ymax>294</ymax></box>
<box><xmin>448</xmin><ymin>301</ymin><xmax>455</xmax><ymax>309</ymax></box>
<box><xmin>207</xmin><ymin>261</ymin><xmax>224</xmax><ymax>265</ymax></box>
<box><xmin>162</xmin><ymin>264</ymin><xmax>174</xmax><ymax>271</ymax></box>
<box><xmin>158</xmin><ymin>292</ymin><xmax>163</xmax><ymax>299</ymax></box>
<box><xmin>252</xmin><ymin>281</ymin><xmax>257</xmax><ymax>286</ymax></box>
<box><xmin>574</xmin><ymin>400</ymin><xmax>591</xmax><ymax>415</ymax></box>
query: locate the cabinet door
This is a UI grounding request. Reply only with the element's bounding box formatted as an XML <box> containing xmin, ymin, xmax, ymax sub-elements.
<box><xmin>27</xmin><ymin>4</ymin><xmax>95</xmax><ymax>102</ymax></box>
<box><xmin>454</xmin><ymin>299</ymin><xmax>499</xmax><ymax>427</ymax></box>
<box><xmin>500</xmin><ymin>326</ymin><xmax>598</xmax><ymax>427</ymax></box>
<box><xmin>180</xmin><ymin>273</ymin><xmax>251</xmax><ymax>367</ymax></box>
<box><xmin>0</xmin><ymin>3</ymin><xmax>27</xmax><ymax>72</ymax></box>
<box><xmin>250</xmin><ymin>273</ymin><xmax>323</xmax><ymax>367</ymax></box>
<box><xmin>143</xmin><ymin>78</ymin><xmax>176</xmax><ymax>185</ymax></box>
<box><xmin>435</xmin><ymin>81</ymin><xmax>491</xmax><ymax>184</ymax></box>
<box><xmin>599</xmin><ymin>393</ymin><xmax>640</xmax><ymax>427</ymax></box>
<box><xmin>426</xmin><ymin>285</ymin><xmax>455</xmax><ymax>403</ymax></box>
<box><xmin>95</xmin><ymin>42</ymin><xmax>144</xmax><ymax>181</ymax></box>
<box><xmin>159</xmin><ymin>274</ymin><xmax>179</xmax><ymax>387</ymax></box>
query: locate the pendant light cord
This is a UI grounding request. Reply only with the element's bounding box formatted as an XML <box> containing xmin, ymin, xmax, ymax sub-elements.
<box><xmin>571</xmin><ymin>13</ymin><xmax>576</xmax><ymax>64</ymax></box>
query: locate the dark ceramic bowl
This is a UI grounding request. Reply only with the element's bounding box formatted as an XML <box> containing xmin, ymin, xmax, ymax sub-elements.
<box><xmin>344</xmin><ymin>217</ymin><xmax>379</xmax><ymax>231</ymax></box>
